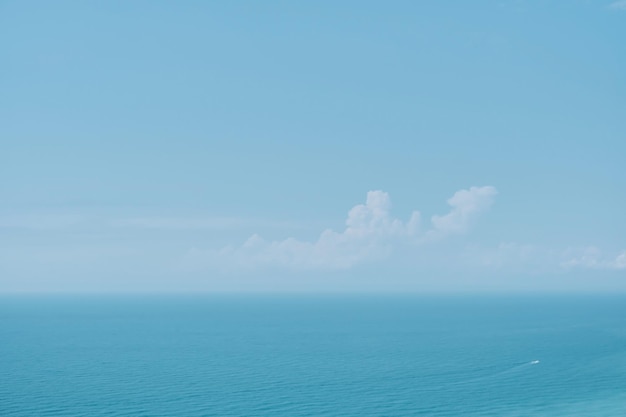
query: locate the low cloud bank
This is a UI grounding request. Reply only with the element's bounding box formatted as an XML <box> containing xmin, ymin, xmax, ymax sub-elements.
<box><xmin>562</xmin><ymin>247</ymin><xmax>626</xmax><ymax>270</ymax></box>
<box><xmin>197</xmin><ymin>186</ymin><xmax>497</xmax><ymax>270</ymax></box>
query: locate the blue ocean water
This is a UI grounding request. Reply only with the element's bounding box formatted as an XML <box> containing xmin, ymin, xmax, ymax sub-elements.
<box><xmin>1</xmin><ymin>295</ymin><xmax>625</xmax><ymax>416</ymax></box>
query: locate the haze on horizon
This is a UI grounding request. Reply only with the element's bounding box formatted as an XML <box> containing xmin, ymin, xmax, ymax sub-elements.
<box><xmin>1</xmin><ymin>1</ymin><xmax>625</xmax><ymax>293</ymax></box>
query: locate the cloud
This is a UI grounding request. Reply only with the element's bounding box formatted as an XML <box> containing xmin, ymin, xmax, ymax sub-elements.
<box><xmin>429</xmin><ymin>186</ymin><xmax>498</xmax><ymax>238</ymax></box>
<box><xmin>192</xmin><ymin>186</ymin><xmax>496</xmax><ymax>271</ymax></box>
<box><xmin>463</xmin><ymin>242</ymin><xmax>541</xmax><ymax>270</ymax></box>
<box><xmin>609</xmin><ymin>1</ymin><xmax>626</xmax><ymax>10</ymax></box>
<box><xmin>463</xmin><ymin>243</ymin><xmax>626</xmax><ymax>273</ymax></box>
<box><xmin>562</xmin><ymin>247</ymin><xmax>626</xmax><ymax>270</ymax></box>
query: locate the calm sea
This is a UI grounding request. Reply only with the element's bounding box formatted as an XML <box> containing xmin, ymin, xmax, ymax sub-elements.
<box><xmin>1</xmin><ymin>295</ymin><xmax>625</xmax><ymax>416</ymax></box>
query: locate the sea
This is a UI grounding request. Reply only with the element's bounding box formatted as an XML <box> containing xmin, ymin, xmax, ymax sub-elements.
<box><xmin>1</xmin><ymin>294</ymin><xmax>625</xmax><ymax>416</ymax></box>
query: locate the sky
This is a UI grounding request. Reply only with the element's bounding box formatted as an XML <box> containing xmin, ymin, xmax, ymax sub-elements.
<box><xmin>1</xmin><ymin>0</ymin><xmax>625</xmax><ymax>293</ymax></box>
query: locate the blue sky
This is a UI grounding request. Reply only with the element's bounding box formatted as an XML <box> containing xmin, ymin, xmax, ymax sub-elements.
<box><xmin>1</xmin><ymin>0</ymin><xmax>625</xmax><ymax>292</ymax></box>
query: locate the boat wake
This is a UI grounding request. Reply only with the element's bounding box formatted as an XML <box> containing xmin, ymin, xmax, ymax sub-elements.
<box><xmin>452</xmin><ymin>360</ymin><xmax>540</xmax><ymax>386</ymax></box>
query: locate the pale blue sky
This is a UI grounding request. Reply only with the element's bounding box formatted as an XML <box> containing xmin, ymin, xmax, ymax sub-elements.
<box><xmin>1</xmin><ymin>0</ymin><xmax>625</xmax><ymax>292</ymax></box>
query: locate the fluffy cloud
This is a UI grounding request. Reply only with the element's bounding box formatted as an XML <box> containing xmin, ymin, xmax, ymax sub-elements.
<box><xmin>198</xmin><ymin>186</ymin><xmax>496</xmax><ymax>270</ymax></box>
<box><xmin>430</xmin><ymin>186</ymin><xmax>497</xmax><ymax>237</ymax></box>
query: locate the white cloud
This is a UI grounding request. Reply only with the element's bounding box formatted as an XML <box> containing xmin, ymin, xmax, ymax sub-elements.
<box><xmin>609</xmin><ymin>1</ymin><xmax>626</xmax><ymax>10</ymax></box>
<box><xmin>562</xmin><ymin>247</ymin><xmax>626</xmax><ymax>270</ymax></box>
<box><xmin>429</xmin><ymin>186</ymin><xmax>497</xmax><ymax>238</ymax></box>
<box><xmin>195</xmin><ymin>186</ymin><xmax>496</xmax><ymax>270</ymax></box>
